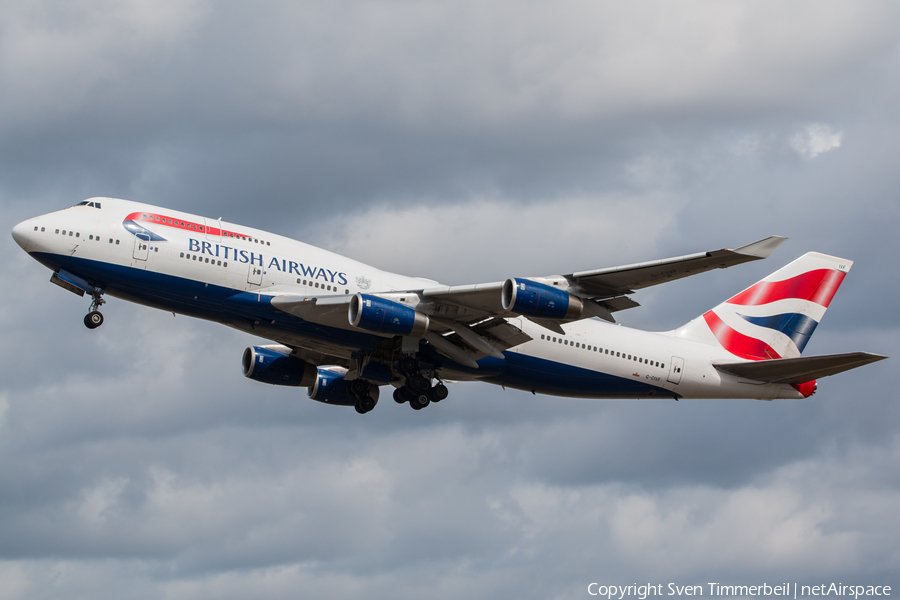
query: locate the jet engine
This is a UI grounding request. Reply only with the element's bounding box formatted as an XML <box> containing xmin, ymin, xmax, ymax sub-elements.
<box><xmin>308</xmin><ymin>369</ymin><xmax>380</xmax><ymax>406</ymax></box>
<box><xmin>501</xmin><ymin>278</ymin><xmax>583</xmax><ymax>320</ymax></box>
<box><xmin>349</xmin><ymin>293</ymin><xmax>429</xmax><ymax>336</ymax></box>
<box><xmin>242</xmin><ymin>346</ymin><xmax>317</xmax><ymax>387</ymax></box>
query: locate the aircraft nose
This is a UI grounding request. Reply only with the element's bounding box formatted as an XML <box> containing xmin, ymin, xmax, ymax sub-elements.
<box><xmin>11</xmin><ymin>219</ymin><xmax>32</xmax><ymax>251</ymax></box>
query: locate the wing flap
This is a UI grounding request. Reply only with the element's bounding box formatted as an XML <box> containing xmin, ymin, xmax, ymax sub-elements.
<box><xmin>713</xmin><ymin>352</ymin><xmax>887</xmax><ymax>384</ymax></box>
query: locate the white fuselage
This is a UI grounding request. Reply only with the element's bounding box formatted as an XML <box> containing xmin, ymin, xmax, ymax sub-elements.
<box><xmin>12</xmin><ymin>198</ymin><xmax>805</xmax><ymax>400</ymax></box>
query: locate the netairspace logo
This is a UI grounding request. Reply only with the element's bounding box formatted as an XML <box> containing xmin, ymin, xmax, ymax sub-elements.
<box><xmin>587</xmin><ymin>583</ymin><xmax>892</xmax><ymax>599</ymax></box>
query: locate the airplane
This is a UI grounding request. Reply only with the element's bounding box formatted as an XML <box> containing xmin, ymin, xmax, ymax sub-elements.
<box><xmin>11</xmin><ymin>197</ymin><xmax>886</xmax><ymax>413</ymax></box>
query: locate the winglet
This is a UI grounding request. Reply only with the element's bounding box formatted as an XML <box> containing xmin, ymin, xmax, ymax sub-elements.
<box><xmin>733</xmin><ymin>236</ymin><xmax>788</xmax><ymax>259</ymax></box>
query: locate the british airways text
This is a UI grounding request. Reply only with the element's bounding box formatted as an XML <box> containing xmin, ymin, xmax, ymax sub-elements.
<box><xmin>188</xmin><ymin>238</ymin><xmax>348</xmax><ymax>284</ymax></box>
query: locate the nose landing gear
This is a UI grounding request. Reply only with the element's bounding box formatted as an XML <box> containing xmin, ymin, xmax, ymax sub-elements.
<box><xmin>84</xmin><ymin>291</ymin><xmax>106</xmax><ymax>329</ymax></box>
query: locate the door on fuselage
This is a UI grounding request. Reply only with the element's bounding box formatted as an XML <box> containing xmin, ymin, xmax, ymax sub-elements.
<box><xmin>247</xmin><ymin>264</ymin><xmax>263</xmax><ymax>286</ymax></box>
<box><xmin>204</xmin><ymin>217</ymin><xmax>222</xmax><ymax>242</ymax></box>
<box><xmin>667</xmin><ymin>356</ymin><xmax>684</xmax><ymax>385</ymax></box>
<box><xmin>133</xmin><ymin>233</ymin><xmax>150</xmax><ymax>261</ymax></box>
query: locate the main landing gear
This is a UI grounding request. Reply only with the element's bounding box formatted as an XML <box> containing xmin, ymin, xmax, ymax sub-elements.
<box><xmin>392</xmin><ymin>357</ymin><xmax>448</xmax><ymax>411</ymax></box>
<box><xmin>83</xmin><ymin>291</ymin><xmax>106</xmax><ymax>330</ymax></box>
<box><xmin>348</xmin><ymin>378</ymin><xmax>377</xmax><ymax>414</ymax></box>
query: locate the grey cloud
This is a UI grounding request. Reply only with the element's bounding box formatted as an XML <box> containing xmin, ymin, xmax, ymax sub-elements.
<box><xmin>2</xmin><ymin>1</ymin><xmax>899</xmax><ymax>598</ymax></box>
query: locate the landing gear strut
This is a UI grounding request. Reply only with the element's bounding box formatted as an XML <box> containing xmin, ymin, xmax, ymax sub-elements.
<box><xmin>84</xmin><ymin>291</ymin><xmax>106</xmax><ymax>329</ymax></box>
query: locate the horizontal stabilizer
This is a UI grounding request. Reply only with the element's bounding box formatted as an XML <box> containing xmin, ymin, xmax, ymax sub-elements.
<box><xmin>714</xmin><ymin>352</ymin><xmax>887</xmax><ymax>384</ymax></box>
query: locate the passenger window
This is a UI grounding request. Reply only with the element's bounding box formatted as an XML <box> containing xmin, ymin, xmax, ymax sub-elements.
<box><xmin>205</xmin><ymin>258</ymin><xmax>209</xmax><ymax>263</ymax></box>
<box><xmin>661</xmin><ymin>364</ymin><xmax>665</xmax><ymax>369</ymax></box>
<box><xmin>55</xmin><ymin>229</ymin><xmax>59</xmax><ymax>234</ymax></box>
<box><xmin>75</xmin><ymin>232</ymin><xmax>79</xmax><ymax>237</ymax></box>
<box><xmin>62</xmin><ymin>230</ymin><xmax>66</xmax><ymax>235</ymax></box>
<box><xmin>217</xmin><ymin>260</ymin><xmax>221</xmax><ymax>266</ymax></box>
<box><xmin>69</xmin><ymin>232</ymin><xmax>73</xmax><ymax>236</ymax></box>
<box><xmin>115</xmin><ymin>240</ymin><xmax>119</xmax><ymax>244</ymax></box>
<box><xmin>33</xmin><ymin>226</ymin><xmax>38</xmax><ymax>231</ymax></box>
<box><xmin>315</xmin><ymin>282</ymin><xmax>319</xmax><ymax>288</ymax></box>
<box><xmin>193</xmin><ymin>256</ymin><xmax>197</xmax><ymax>260</ymax></box>
<box><xmin>41</xmin><ymin>227</ymin><xmax>45</xmax><ymax>232</ymax></box>
<box><xmin>180</xmin><ymin>252</ymin><xmax>184</xmax><ymax>258</ymax></box>
<box><xmin>224</xmin><ymin>262</ymin><xmax>228</xmax><ymax>267</ymax></box>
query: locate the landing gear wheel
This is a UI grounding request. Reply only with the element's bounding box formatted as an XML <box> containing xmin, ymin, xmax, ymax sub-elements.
<box><xmin>393</xmin><ymin>387</ymin><xmax>412</xmax><ymax>404</ymax></box>
<box><xmin>409</xmin><ymin>393</ymin><xmax>430</xmax><ymax>410</ymax></box>
<box><xmin>349</xmin><ymin>378</ymin><xmax>369</xmax><ymax>398</ymax></box>
<box><xmin>429</xmin><ymin>383</ymin><xmax>449</xmax><ymax>402</ymax></box>
<box><xmin>408</xmin><ymin>373</ymin><xmax>431</xmax><ymax>393</ymax></box>
<box><xmin>355</xmin><ymin>395</ymin><xmax>376</xmax><ymax>414</ymax></box>
<box><xmin>399</xmin><ymin>356</ymin><xmax>419</xmax><ymax>376</ymax></box>
<box><xmin>84</xmin><ymin>311</ymin><xmax>104</xmax><ymax>329</ymax></box>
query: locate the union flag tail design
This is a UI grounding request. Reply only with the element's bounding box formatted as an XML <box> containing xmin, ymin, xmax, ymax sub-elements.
<box><xmin>674</xmin><ymin>252</ymin><xmax>852</xmax><ymax>360</ymax></box>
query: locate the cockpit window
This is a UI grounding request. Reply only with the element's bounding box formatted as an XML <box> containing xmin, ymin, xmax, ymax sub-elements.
<box><xmin>75</xmin><ymin>201</ymin><xmax>89</xmax><ymax>206</ymax></box>
<box><xmin>73</xmin><ymin>201</ymin><xmax>101</xmax><ymax>208</ymax></box>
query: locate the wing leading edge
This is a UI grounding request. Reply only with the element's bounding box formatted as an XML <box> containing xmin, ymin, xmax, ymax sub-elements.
<box><xmin>419</xmin><ymin>236</ymin><xmax>787</xmax><ymax>323</ymax></box>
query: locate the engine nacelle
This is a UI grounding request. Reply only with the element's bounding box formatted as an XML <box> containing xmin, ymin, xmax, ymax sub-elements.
<box><xmin>501</xmin><ymin>278</ymin><xmax>583</xmax><ymax>320</ymax></box>
<box><xmin>242</xmin><ymin>346</ymin><xmax>317</xmax><ymax>387</ymax></box>
<box><xmin>349</xmin><ymin>293</ymin><xmax>429</xmax><ymax>336</ymax></box>
<box><xmin>308</xmin><ymin>369</ymin><xmax>380</xmax><ymax>406</ymax></box>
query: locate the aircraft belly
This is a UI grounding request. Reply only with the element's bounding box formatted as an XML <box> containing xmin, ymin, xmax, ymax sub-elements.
<box><xmin>485</xmin><ymin>352</ymin><xmax>675</xmax><ymax>399</ymax></box>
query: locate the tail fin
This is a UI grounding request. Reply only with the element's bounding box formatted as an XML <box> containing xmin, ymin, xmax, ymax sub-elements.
<box><xmin>674</xmin><ymin>252</ymin><xmax>852</xmax><ymax>360</ymax></box>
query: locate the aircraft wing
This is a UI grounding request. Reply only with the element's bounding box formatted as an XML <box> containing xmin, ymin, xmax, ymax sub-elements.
<box><xmin>418</xmin><ymin>235</ymin><xmax>787</xmax><ymax>323</ymax></box>
<box><xmin>713</xmin><ymin>352</ymin><xmax>887</xmax><ymax>384</ymax></box>
<box><xmin>567</xmin><ymin>235</ymin><xmax>787</xmax><ymax>298</ymax></box>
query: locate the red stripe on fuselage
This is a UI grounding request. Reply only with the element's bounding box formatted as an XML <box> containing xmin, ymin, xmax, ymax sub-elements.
<box><xmin>124</xmin><ymin>212</ymin><xmax>252</xmax><ymax>240</ymax></box>
<box><xmin>726</xmin><ymin>269</ymin><xmax>846</xmax><ymax>308</ymax></box>
<box><xmin>703</xmin><ymin>311</ymin><xmax>782</xmax><ymax>361</ymax></box>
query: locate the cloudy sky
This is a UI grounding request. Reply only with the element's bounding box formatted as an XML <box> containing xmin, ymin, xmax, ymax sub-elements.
<box><xmin>2</xmin><ymin>1</ymin><xmax>899</xmax><ymax>598</ymax></box>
